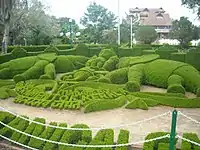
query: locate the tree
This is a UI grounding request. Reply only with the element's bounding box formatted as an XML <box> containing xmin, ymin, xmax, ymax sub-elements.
<box><xmin>135</xmin><ymin>26</ymin><xmax>158</xmax><ymax>44</ymax></box>
<box><xmin>0</xmin><ymin>0</ymin><xmax>28</xmax><ymax>53</ymax></box>
<box><xmin>80</xmin><ymin>2</ymin><xmax>117</xmax><ymax>44</ymax></box>
<box><xmin>182</xmin><ymin>0</ymin><xmax>200</xmax><ymax>17</ymax></box>
<box><xmin>101</xmin><ymin>29</ymin><xmax>117</xmax><ymax>44</ymax></box>
<box><xmin>169</xmin><ymin>17</ymin><xmax>200</xmax><ymax>48</ymax></box>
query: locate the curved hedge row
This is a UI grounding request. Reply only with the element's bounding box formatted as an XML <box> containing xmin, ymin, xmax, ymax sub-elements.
<box><xmin>125</xmin><ymin>98</ymin><xmax>148</xmax><ymax>110</ymax></box>
<box><xmin>84</xmin><ymin>96</ymin><xmax>127</xmax><ymax>113</ymax></box>
<box><xmin>116</xmin><ymin>129</ymin><xmax>130</xmax><ymax>150</ymax></box>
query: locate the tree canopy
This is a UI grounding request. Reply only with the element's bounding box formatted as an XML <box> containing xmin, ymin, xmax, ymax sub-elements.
<box><xmin>169</xmin><ymin>16</ymin><xmax>200</xmax><ymax>48</ymax></box>
<box><xmin>182</xmin><ymin>0</ymin><xmax>200</xmax><ymax>17</ymax></box>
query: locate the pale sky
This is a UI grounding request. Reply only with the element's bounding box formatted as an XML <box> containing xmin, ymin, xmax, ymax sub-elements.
<box><xmin>42</xmin><ymin>0</ymin><xmax>200</xmax><ymax>26</ymax></box>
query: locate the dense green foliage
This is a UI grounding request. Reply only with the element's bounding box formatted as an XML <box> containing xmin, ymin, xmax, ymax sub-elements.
<box><xmin>170</xmin><ymin>53</ymin><xmax>186</xmax><ymax>62</ymax></box>
<box><xmin>181</xmin><ymin>133</ymin><xmax>200</xmax><ymax>150</ymax></box>
<box><xmin>40</xmin><ymin>63</ymin><xmax>56</xmax><ymax>79</ymax></box>
<box><xmin>105</xmin><ymin>68</ymin><xmax>128</xmax><ymax>84</ymax></box>
<box><xmin>11</xmin><ymin>47</ymin><xmax>27</xmax><ymax>58</ymax></box>
<box><xmin>125</xmin><ymin>98</ymin><xmax>148</xmax><ymax>110</ymax></box>
<box><xmin>116</xmin><ymin>130</ymin><xmax>130</xmax><ymax>150</ymax></box>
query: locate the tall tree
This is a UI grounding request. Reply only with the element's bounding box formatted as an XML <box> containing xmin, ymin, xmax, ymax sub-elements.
<box><xmin>135</xmin><ymin>26</ymin><xmax>158</xmax><ymax>44</ymax></box>
<box><xmin>169</xmin><ymin>17</ymin><xmax>200</xmax><ymax>48</ymax></box>
<box><xmin>80</xmin><ymin>2</ymin><xmax>117</xmax><ymax>44</ymax></box>
<box><xmin>182</xmin><ymin>0</ymin><xmax>200</xmax><ymax>17</ymax></box>
<box><xmin>0</xmin><ymin>0</ymin><xmax>28</xmax><ymax>53</ymax></box>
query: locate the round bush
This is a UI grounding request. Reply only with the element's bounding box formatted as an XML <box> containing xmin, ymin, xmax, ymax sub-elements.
<box><xmin>11</xmin><ymin>47</ymin><xmax>27</xmax><ymax>58</ymax></box>
<box><xmin>168</xmin><ymin>74</ymin><xmax>184</xmax><ymax>85</ymax></box>
<box><xmin>99</xmin><ymin>49</ymin><xmax>116</xmax><ymax>60</ymax></box>
<box><xmin>167</xmin><ymin>84</ymin><xmax>185</xmax><ymax>94</ymax></box>
<box><xmin>125</xmin><ymin>81</ymin><xmax>140</xmax><ymax>92</ymax></box>
<box><xmin>103</xmin><ymin>56</ymin><xmax>119</xmax><ymax>71</ymax></box>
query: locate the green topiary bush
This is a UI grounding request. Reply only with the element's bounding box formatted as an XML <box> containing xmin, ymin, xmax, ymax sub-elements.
<box><xmin>181</xmin><ymin>133</ymin><xmax>200</xmax><ymax>150</ymax></box>
<box><xmin>13</xmin><ymin>60</ymin><xmax>49</xmax><ymax>83</ymax></box>
<box><xmin>0</xmin><ymin>68</ymin><xmax>11</xmax><ymax>79</ymax></box>
<box><xmin>11</xmin><ymin>47</ymin><xmax>27</xmax><ymax>58</ymax></box>
<box><xmin>128</xmin><ymin>64</ymin><xmax>144</xmax><ymax>86</ymax></box>
<box><xmin>116</xmin><ymin>129</ymin><xmax>130</xmax><ymax>150</ymax></box>
<box><xmin>0</xmin><ymin>87</ymin><xmax>9</xmax><ymax>99</ymax></box>
<box><xmin>103</xmin><ymin>56</ymin><xmax>119</xmax><ymax>71</ymax></box>
<box><xmin>37</xmin><ymin>53</ymin><xmax>57</xmax><ymax>62</ymax></box>
<box><xmin>98</xmin><ymin>76</ymin><xmax>111</xmax><ymax>83</ymax></box>
<box><xmin>142</xmin><ymin>50</ymin><xmax>156</xmax><ymax>55</ymax></box>
<box><xmin>167</xmin><ymin>84</ymin><xmax>185</xmax><ymax>94</ymax></box>
<box><xmin>168</xmin><ymin>74</ymin><xmax>184</xmax><ymax>85</ymax></box>
<box><xmin>125</xmin><ymin>99</ymin><xmax>148</xmax><ymax>110</ymax></box>
<box><xmin>74</xmin><ymin>68</ymin><xmax>93</xmax><ymax>81</ymax></box>
<box><xmin>144</xmin><ymin>59</ymin><xmax>187</xmax><ymax>88</ymax></box>
<box><xmin>105</xmin><ymin>68</ymin><xmax>128</xmax><ymax>84</ymax></box>
<box><xmin>75</xmin><ymin>43</ymin><xmax>89</xmax><ymax>56</ymax></box>
<box><xmin>40</xmin><ymin>63</ymin><xmax>56</xmax><ymax>80</ymax></box>
<box><xmin>54</xmin><ymin>56</ymin><xmax>75</xmax><ymax>73</ymax></box>
<box><xmin>125</xmin><ymin>81</ymin><xmax>140</xmax><ymax>92</ymax></box>
<box><xmin>99</xmin><ymin>49</ymin><xmax>116</xmax><ymax>60</ymax></box>
<box><xmin>185</xmin><ymin>52</ymin><xmax>200</xmax><ymax>70</ymax></box>
<box><xmin>197</xmin><ymin>88</ymin><xmax>200</xmax><ymax>97</ymax></box>
<box><xmin>84</xmin><ymin>96</ymin><xmax>127</xmax><ymax>113</ymax></box>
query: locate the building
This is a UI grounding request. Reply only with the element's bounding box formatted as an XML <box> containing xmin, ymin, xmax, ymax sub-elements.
<box><xmin>129</xmin><ymin>7</ymin><xmax>172</xmax><ymax>38</ymax></box>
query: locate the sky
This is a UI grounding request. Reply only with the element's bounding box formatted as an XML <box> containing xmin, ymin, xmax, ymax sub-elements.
<box><xmin>42</xmin><ymin>0</ymin><xmax>200</xmax><ymax>26</ymax></box>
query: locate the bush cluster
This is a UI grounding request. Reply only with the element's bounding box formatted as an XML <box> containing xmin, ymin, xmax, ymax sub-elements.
<box><xmin>98</xmin><ymin>49</ymin><xmax>116</xmax><ymax>60</ymax></box>
<box><xmin>40</xmin><ymin>63</ymin><xmax>56</xmax><ymax>79</ymax></box>
<box><xmin>54</xmin><ymin>56</ymin><xmax>75</xmax><ymax>73</ymax></box>
<box><xmin>167</xmin><ymin>75</ymin><xmax>185</xmax><ymax>94</ymax></box>
<box><xmin>125</xmin><ymin>98</ymin><xmax>148</xmax><ymax>110</ymax></box>
<box><xmin>11</xmin><ymin>47</ymin><xmax>27</xmax><ymax>58</ymax></box>
<box><xmin>103</xmin><ymin>56</ymin><xmax>119</xmax><ymax>71</ymax></box>
<box><xmin>170</xmin><ymin>53</ymin><xmax>186</xmax><ymax>62</ymax></box>
<box><xmin>105</xmin><ymin>68</ymin><xmax>128</xmax><ymax>84</ymax></box>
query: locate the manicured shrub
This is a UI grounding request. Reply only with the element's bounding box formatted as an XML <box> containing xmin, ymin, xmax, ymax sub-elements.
<box><xmin>181</xmin><ymin>133</ymin><xmax>200</xmax><ymax>150</ymax></box>
<box><xmin>167</xmin><ymin>84</ymin><xmax>185</xmax><ymax>94</ymax></box>
<box><xmin>173</xmin><ymin>65</ymin><xmax>200</xmax><ymax>93</ymax></box>
<box><xmin>103</xmin><ymin>56</ymin><xmax>119</xmax><ymax>71</ymax></box>
<box><xmin>168</xmin><ymin>74</ymin><xmax>184</xmax><ymax>85</ymax></box>
<box><xmin>128</xmin><ymin>64</ymin><xmax>145</xmax><ymax>85</ymax></box>
<box><xmin>98</xmin><ymin>76</ymin><xmax>111</xmax><ymax>83</ymax></box>
<box><xmin>143</xmin><ymin>132</ymin><xmax>175</xmax><ymax>150</ymax></box>
<box><xmin>129</xmin><ymin>54</ymin><xmax>160</xmax><ymax>66</ymax></box>
<box><xmin>0</xmin><ymin>54</ymin><xmax>13</xmax><ymax>64</ymax></box>
<box><xmin>37</xmin><ymin>53</ymin><xmax>57</xmax><ymax>62</ymax></box>
<box><xmin>125</xmin><ymin>81</ymin><xmax>140</xmax><ymax>92</ymax></box>
<box><xmin>89</xmin><ymin>47</ymin><xmax>102</xmax><ymax>57</ymax></box>
<box><xmin>43</xmin><ymin>123</ymin><xmax>68</xmax><ymax>150</ymax></box>
<box><xmin>11</xmin><ymin>47</ymin><xmax>27</xmax><ymax>58</ymax></box>
<box><xmin>0</xmin><ymin>112</ymin><xmax>15</xmax><ymax>129</ymax></box>
<box><xmin>0</xmin><ymin>87</ymin><xmax>9</xmax><ymax>99</ymax></box>
<box><xmin>116</xmin><ymin>129</ymin><xmax>130</xmax><ymax>150</ymax></box>
<box><xmin>86</xmin><ymin>76</ymin><xmax>99</xmax><ymax>81</ymax></box>
<box><xmin>6</xmin><ymin>89</ymin><xmax>17</xmax><ymax>97</ymax></box>
<box><xmin>33</xmin><ymin>122</ymin><xmax>57</xmax><ymax>149</ymax></box>
<box><xmin>57</xmin><ymin>49</ymin><xmax>76</xmax><ymax>55</ymax></box>
<box><xmin>117</xmin><ymin>57</ymin><xmax>132</xmax><ymax>68</ymax></box>
<box><xmin>40</xmin><ymin>63</ymin><xmax>56</xmax><ymax>79</ymax></box>
<box><xmin>170</xmin><ymin>53</ymin><xmax>186</xmax><ymax>62</ymax></box>
<box><xmin>105</xmin><ymin>68</ymin><xmax>128</xmax><ymax>84</ymax></box>
<box><xmin>156</xmin><ymin>50</ymin><xmax>177</xmax><ymax>59</ymax></box>
<box><xmin>13</xmin><ymin>60</ymin><xmax>49</xmax><ymax>83</ymax></box>
<box><xmin>18</xmin><ymin>118</ymin><xmax>45</xmax><ymax>145</ymax></box>
<box><xmin>11</xmin><ymin>117</ymin><xmax>29</xmax><ymax>142</ymax></box>
<box><xmin>99</xmin><ymin>49</ymin><xmax>116</xmax><ymax>60</ymax></box>
<box><xmin>66</xmin><ymin>55</ymin><xmax>88</xmax><ymax>69</ymax></box>
<box><xmin>158</xmin><ymin>143</ymin><xmax>171</xmax><ymax>150</ymax></box>
<box><xmin>141</xmin><ymin>92</ymin><xmax>185</xmax><ymax>97</ymax></box>
<box><xmin>185</xmin><ymin>52</ymin><xmax>200</xmax><ymax>70</ymax></box>
<box><xmin>131</xmin><ymin>92</ymin><xmax>200</xmax><ymax>108</ymax></box>
<box><xmin>75</xmin><ymin>43</ymin><xmax>89</xmax><ymax>56</ymax></box>
<box><xmin>59</xmin><ymin>124</ymin><xmax>92</xmax><ymax>150</ymax></box>
<box><xmin>125</xmin><ymin>99</ymin><xmax>148</xmax><ymax>110</ymax></box>
<box><xmin>44</xmin><ymin>45</ymin><xmax>59</xmax><ymax>54</ymax></box>
<box><xmin>144</xmin><ymin>59</ymin><xmax>187</xmax><ymax>88</ymax></box>
<box><xmin>84</xmin><ymin>96</ymin><xmax>127</xmax><ymax>113</ymax></box>
<box><xmin>74</xmin><ymin>68</ymin><xmax>93</xmax><ymax>81</ymax></box>
<box><xmin>0</xmin><ymin>68</ymin><xmax>11</xmax><ymax>79</ymax></box>
<box><xmin>54</xmin><ymin>56</ymin><xmax>75</xmax><ymax>73</ymax></box>
<box><xmin>85</xmin><ymin>129</ymin><xmax>114</xmax><ymax>150</ymax></box>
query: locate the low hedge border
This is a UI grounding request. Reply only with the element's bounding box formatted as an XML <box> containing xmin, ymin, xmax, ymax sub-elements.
<box><xmin>181</xmin><ymin>133</ymin><xmax>200</xmax><ymax>150</ymax></box>
<box><xmin>116</xmin><ymin>129</ymin><xmax>130</xmax><ymax>150</ymax></box>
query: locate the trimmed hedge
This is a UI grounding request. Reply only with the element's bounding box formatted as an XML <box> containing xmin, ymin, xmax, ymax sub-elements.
<box><xmin>75</xmin><ymin>43</ymin><xmax>89</xmax><ymax>56</ymax></box>
<box><xmin>181</xmin><ymin>133</ymin><xmax>200</xmax><ymax>150</ymax></box>
<box><xmin>54</xmin><ymin>56</ymin><xmax>75</xmax><ymax>73</ymax></box>
<box><xmin>105</xmin><ymin>68</ymin><xmax>128</xmax><ymax>84</ymax></box>
<box><xmin>142</xmin><ymin>50</ymin><xmax>156</xmax><ymax>55</ymax></box>
<box><xmin>144</xmin><ymin>59</ymin><xmax>187</xmax><ymax>88</ymax></box>
<box><xmin>13</xmin><ymin>60</ymin><xmax>49</xmax><ymax>83</ymax></box>
<box><xmin>125</xmin><ymin>98</ymin><xmax>148</xmax><ymax>110</ymax></box>
<box><xmin>84</xmin><ymin>95</ymin><xmax>127</xmax><ymax>113</ymax></box>
<box><xmin>103</xmin><ymin>56</ymin><xmax>119</xmax><ymax>71</ymax></box>
<box><xmin>37</xmin><ymin>53</ymin><xmax>57</xmax><ymax>62</ymax></box>
<box><xmin>11</xmin><ymin>47</ymin><xmax>27</xmax><ymax>58</ymax></box>
<box><xmin>116</xmin><ymin>129</ymin><xmax>130</xmax><ymax>150</ymax></box>
<box><xmin>85</xmin><ymin>129</ymin><xmax>114</xmax><ymax>150</ymax></box>
<box><xmin>0</xmin><ymin>111</ymin><xmax>15</xmax><ymax>129</ymax></box>
<box><xmin>0</xmin><ymin>68</ymin><xmax>11</xmax><ymax>79</ymax></box>
<box><xmin>74</xmin><ymin>68</ymin><xmax>93</xmax><ymax>81</ymax></box>
<box><xmin>185</xmin><ymin>52</ymin><xmax>200</xmax><ymax>70</ymax></box>
<box><xmin>131</xmin><ymin>92</ymin><xmax>200</xmax><ymax>108</ymax></box>
<box><xmin>125</xmin><ymin>81</ymin><xmax>140</xmax><ymax>92</ymax></box>
<box><xmin>143</xmin><ymin>132</ymin><xmax>176</xmax><ymax>150</ymax></box>
<box><xmin>43</xmin><ymin>123</ymin><xmax>68</xmax><ymax>150</ymax></box>
<box><xmin>167</xmin><ymin>84</ymin><xmax>185</xmax><ymax>94</ymax></box>
<box><xmin>118</xmin><ymin>48</ymin><xmax>134</xmax><ymax>57</ymax></box>
<box><xmin>99</xmin><ymin>49</ymin><xmax>116</xmax><ymax>60</ymax></box>
<box><xmin>168</xmin><ymin>74</ymin><xmax>184</xmax><ymax>85</ymax></box>
<box><xmin>173</xmin><ymin>65</ymin><xmax>200</xmax><ymax>93</ymax></box>
<box><xmin>18</xmin><ymin>118</ymin><xmax>45</xmax><ymax>145</ymax></box>
<box><xmin>40</xmin><ymin>63</ymin><xmax>56</xmax><ymax>79</ymax></box>
<box><xmin>44</xmin><ymin>45</ymin><xmax>59</xmax><ymax>54</ymax></box>
<box><xmin>156</xmin><ymin>50</ymin><xmax>177</xmax><ymax>59</ymax></box>
<box><xmin>0</xmin><ymin>54</ymin><xmax>13</xmax><ymax>64</ymax></box>
<box><xmin>170</xmin><ymin>53</ymin><xmax>186</xmax><ymax>62</ymax></box>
